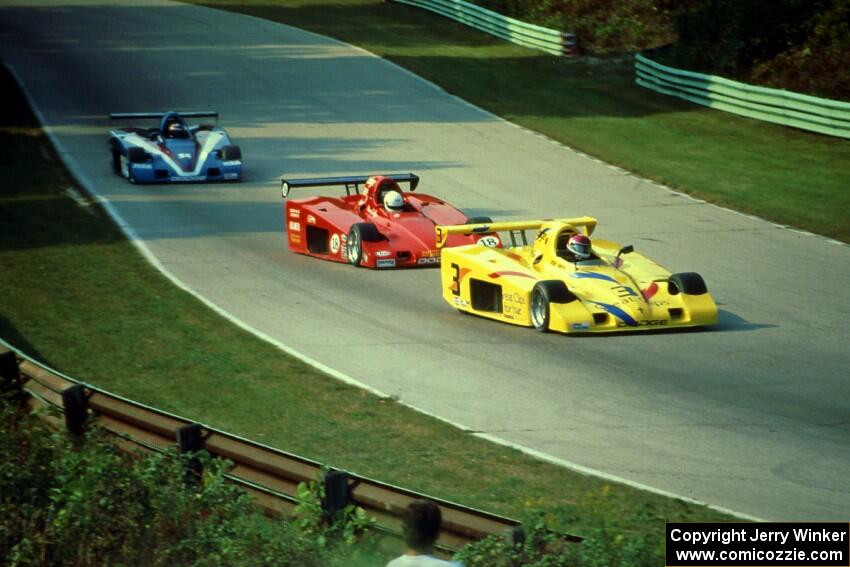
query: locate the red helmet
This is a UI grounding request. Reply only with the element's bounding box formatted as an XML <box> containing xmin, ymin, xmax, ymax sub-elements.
<box><xmin>567</xmin><ymin>234</ymin><xmax>592</xmax><ymax>260</ymax></box>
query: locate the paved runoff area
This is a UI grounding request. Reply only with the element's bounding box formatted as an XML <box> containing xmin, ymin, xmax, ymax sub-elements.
<box><xmin>1</xmin><ymin>0</ymin><xmax>849</xmax><ymax>521</ymax></box>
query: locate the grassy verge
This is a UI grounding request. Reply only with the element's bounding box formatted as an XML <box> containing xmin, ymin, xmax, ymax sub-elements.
<box><xmin>0</xmin><ymin>61</ymin><xmax>731</xmax><ymax>558</ymax></box>
<box><xmin>190</xmin><ymin>0</ymin><xmax>850</xmax><ymax>242</ymax></box>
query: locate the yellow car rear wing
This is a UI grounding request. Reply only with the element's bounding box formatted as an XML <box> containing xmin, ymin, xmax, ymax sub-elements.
<box><xmin>436</xmin><ymin>217</ymin><xmax>598</xmax><ymax>248</ymax></box>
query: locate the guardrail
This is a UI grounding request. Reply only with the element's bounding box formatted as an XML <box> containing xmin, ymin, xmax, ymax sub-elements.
<box><xmin>0</xmin><ymin>341</ymin><xmax>581</xmax><ymax>552</ymax></box>
<box><xmin>387</xmin><ymin>0</ymin><xmax>577</xmax><ymax>57</ymax></box>
<box><xmin>635</xmin><ymin>54</ymin><xmax>850</xmax><ymax>139</ymax></box>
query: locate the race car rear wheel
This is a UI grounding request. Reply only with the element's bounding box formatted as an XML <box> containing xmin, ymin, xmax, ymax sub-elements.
<box><xmin>668</xmin><ymin>272</ymin><xmax>708</xmax><ymax>295</ymax></box>
<box><xmin>531</xmin><ymin>281</ymin><xmax>574</xmax><ymax>332</ymax></box>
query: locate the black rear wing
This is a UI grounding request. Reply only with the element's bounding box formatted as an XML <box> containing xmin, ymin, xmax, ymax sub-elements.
<box><xmin>109</xmin><ymin>111</ymin><xmax>219</xmax><ymax>122</ymax></box>
<box><xmin>281</xmin><ymin>173</ymin><xmax>419</xmax><ymax>198</ymax></box>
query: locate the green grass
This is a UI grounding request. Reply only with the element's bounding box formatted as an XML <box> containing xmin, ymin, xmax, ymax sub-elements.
<box><xmin>190</xmin><ymin>0</ymin><xmax>850</xmax><ymax>242</ymax></box>
<box><xmin>0</xmin><ymin>62</ymin><xmax>732</xmax><ymax>554</ymax></box>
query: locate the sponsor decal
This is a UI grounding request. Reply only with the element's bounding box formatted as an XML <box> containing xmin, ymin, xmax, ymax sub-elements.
<box><xmin>222</xmin><ymin>160</ymin><xmax>241</xmax><ymax>166</ymax></box>
<box><xmin>177</xmin><ymin>153</ymin><xmax>192</xmax><ymax>160</ymax></box>
<box><xmin>477</xmin><ymin>235</ymin><xmax>500</xmax><ymax>247</ymax></box>
<box><xmin>223</xmin><ymin>173</ymin><xmax>238</xmax><ymax>180</ymax></box>
<box><xmin>376</xmin><ymin>259</ymin><xmax>396</xmax><ymax>268</ymax></box>
<box><xmin>171</xmin><ymin>176</ymin><xmax>206</xmax><ymax>182</ymax></box>
<box><xmin>420</xmin><ymin>249</ymin><xmax>441</xmax><ymax>258</ymax></box>
<box><xmin>289</xmin><ymin>209</ymin><xmax>301</xmax><ymax>218</ymax></box>
<box><xmin>611</xmin><ymin>284</ymin><xmax>639</xmax><ymax>298</ymax></box>
<box><xmin>571</xmin><ymin>322</ymin><xmax>591</xmax><ymax>331</ymax></box>
<box><xmin>589</xmin><ymin>300</ymin><xmax>638</xmax><ymax>327</ymax></box>
<box><xmin>132</xmin><ymin>163</ymin><xmax>153</xmax><ymax>169</ymax></box>
<box><xmin>417</xmin><ymin>257</ymin><xmax>440</xmax><ymax>265</ymax></box>
<box><xmin>502</xmin><ymin>293</ymin><xmax>525</xmax><ymax>316</ymax></box>
<box><xmin>307</xmin><ymin>215</ymin><xmax>316</xmax><ymax>224</ymax></box>
<box><xmin>376</xmin><ymin>250</ymin><xmax>392</xmax><ymax>257</ymax></box>
<box><xmin>642</xmin><ymin>282</ymin><xmax>659</xmax><ymax>299</ymax></box>
<box><xmin>617</xmin><ymin>319</ymin><xmax>667</xmax><ymax>328</ymax></box>
<box><xmin>330</xmin><ymin>234</ymin><xmax>341</xmax><ymax>254</ymax></box>
<box><xmin>290</xmin><ymin>233</ymin><xmax>302</xmax><ymax>244</ymax></box>
<box><xmin>288</xmin><ymin>221</ymin><xmax>301</xmax><ymax>231</ymax></box>
<box><xmin>502</xmin><ymin>292</ymin><xmax>526</xmax><ymax>305</ymax></box>
<box><xmin>452</xmin><ymin>297</ymin><xmax>469</xmax><ymax>307</ymax></box>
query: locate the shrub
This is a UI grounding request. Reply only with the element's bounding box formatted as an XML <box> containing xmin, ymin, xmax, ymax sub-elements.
<box><xmin>0</xmin><ymin>393</ymin><xmax>337</xmax><ymax>566</ymax></box>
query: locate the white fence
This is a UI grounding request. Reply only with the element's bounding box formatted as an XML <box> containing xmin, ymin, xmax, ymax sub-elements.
<box><xmin>388</xmin><ymin>0</ymin><xmax>576</xmax><ymax>56</ymax></box>
<box><xmin>636</xmin><ymin>54</ymin><xmax>850</xmax><ymax>139</ymax></box>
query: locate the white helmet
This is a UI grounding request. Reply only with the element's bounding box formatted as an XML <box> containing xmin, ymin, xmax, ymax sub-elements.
<box><xmin>383</xmin><ymin>190</ymin><xmax>404</xmax><ymax>212</ymax></box>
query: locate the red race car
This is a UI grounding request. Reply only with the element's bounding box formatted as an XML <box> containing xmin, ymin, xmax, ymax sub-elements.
<box><xmin>280</xmin><ymin>173</ymin><xmax>499</xmax><ymax>268</ymax></box>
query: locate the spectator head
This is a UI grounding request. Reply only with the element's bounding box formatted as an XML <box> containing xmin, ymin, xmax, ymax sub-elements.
<box><xmin>403</xmin><ymin>499</ymin><xmax>442</xmax><ymax>552</ymax></box>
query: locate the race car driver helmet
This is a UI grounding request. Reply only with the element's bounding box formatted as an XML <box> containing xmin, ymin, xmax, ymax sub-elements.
<box><xmin>566</xmin><ymin>233</ymin><xmax>593</xmax><ymax>260</ymax></box>
<box><xmin>166</xmin><ymin>120</ymin><xmax>187</xmax><ymax>138</ymax></box>
<box><xmin>383</xmin><ymin>190</ymin><xmax>404</xmax><ymax>212</ymax></box>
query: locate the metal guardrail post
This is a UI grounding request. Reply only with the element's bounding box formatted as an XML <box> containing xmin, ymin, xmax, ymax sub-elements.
<box><xmin>62</xmin><ymin>384</ymin><xmax>89</xmax><ymax>435</ymax></box>
<box><xmin>177</xmin><ymin>423</ymin><xmax>205</xmax><ymax>483</ymax></box>
<box><xmin>0</xmin><ymin>350</ymin><xmax>22</xmax><ymax>394</ymax></box>
<box><xmin>322</xmin><ymin>469</ymin><xmax>351</xmax><ymax>521</ymax></box>
<box><xmin>505</xmin><ymin>525</ymin><xmax>526</xmax><ymax>548</ymax></box>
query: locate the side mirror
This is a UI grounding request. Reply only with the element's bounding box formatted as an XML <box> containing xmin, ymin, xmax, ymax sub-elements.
<box><xmin>616</xmin><ymin>245</ymin><xmax>634</xmax><ymax>261</ymax></box>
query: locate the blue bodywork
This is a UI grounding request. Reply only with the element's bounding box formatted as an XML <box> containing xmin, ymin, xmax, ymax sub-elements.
<box><xmin>108</xmin><ymin>111</ymin><xmax>243</xmax><ymax>184</ymax></box>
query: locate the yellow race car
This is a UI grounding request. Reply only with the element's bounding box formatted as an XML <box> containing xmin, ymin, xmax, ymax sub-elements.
<box><xmin>436</xmin><ymin>217</ymin><xmax>718</xmax><ymax>333</ymax></box>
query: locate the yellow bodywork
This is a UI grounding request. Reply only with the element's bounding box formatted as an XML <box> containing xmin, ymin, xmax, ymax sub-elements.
<box><xmin>437</xmin><ymin>218</ymin><xmax>718</xmax><ymax>333</ymax></box>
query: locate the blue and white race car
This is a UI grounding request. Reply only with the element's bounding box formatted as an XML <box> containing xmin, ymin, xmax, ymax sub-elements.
<box><xmin>108</xmin><ymin>111</ymin><xmax>243</xmax><ymax>183</ymax></box>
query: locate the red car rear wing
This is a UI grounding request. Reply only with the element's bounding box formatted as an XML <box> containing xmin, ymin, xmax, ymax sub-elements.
<box><xmin>281</xmin><ymin>173</ymin><xmax>419</xmax><ymax>198</ymax></box>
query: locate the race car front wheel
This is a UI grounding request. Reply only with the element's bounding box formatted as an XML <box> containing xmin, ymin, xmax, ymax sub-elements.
<box><xmin>531</xmin><ymin>280</ymin><xmax>574</xmax><ymax>332</ymax></box>
<box><xmin>347</xmin><ymin>223</ymin><xmax>383</xmax><ymax>266</ymax></box>
<box><xmin>346</xmin><ymin>225</ymin><xmax>363</xmax><ymax>266</ymax></box>
<box><xmin>221</xmin><ymin>145</ymin><xmax>242</xmax><ymax>161</ymax></box>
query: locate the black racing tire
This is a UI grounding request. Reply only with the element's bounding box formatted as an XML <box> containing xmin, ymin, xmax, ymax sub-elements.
<box><xmin>111</xmin><ymin>149</ymin><xmax>121</xmax><ymax>174</ymax></box>
<box><xmin>668</xmin><ymin>272</ymin><xmax>708</xmax><ymax>295</ymax></box>
<box><xmin>221</xmin><ymin>145</ymin><xmax>242</xmax><ymax>161</ymax></box>
<box><xmin>530</xmin><ymin>280</ymin><xmax>576</xmax><ymax>332</ymax></box>
<box><xmin>346</xmin><ymin>223</ymin><xmax>383</xmax><ymax>266</ymax></box>
<box><xmin>127</xmin><ymin>147</ymin><xmax>148</xmax><ymax>164</ymax></box>
<box><xmin>465</xmin><ymin>216</ymin><xmax>493</xmax><ymax>225</ymax></box>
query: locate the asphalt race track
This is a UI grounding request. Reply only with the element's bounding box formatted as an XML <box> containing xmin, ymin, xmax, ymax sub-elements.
<box><xmin>2</xmin><ymin>0</ymin><xmax>849</xmax><ymax>520</ymax></box>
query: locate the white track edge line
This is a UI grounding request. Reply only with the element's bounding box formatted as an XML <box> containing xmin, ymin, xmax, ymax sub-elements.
<box><xmin>6</xmin><ymin>52</ymin><xmax>760</xmax><ymax>522</ymax></box>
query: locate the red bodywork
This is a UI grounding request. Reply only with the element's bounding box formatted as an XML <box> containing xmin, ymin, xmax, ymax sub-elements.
<box><xmin>284</xmin><ymin>175</ymin><xmax>497</xmax><ymax>268</ymax></box>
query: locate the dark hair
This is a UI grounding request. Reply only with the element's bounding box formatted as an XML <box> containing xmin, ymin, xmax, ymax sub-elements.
<box><xmin>403</xmin><ymin>499</ymin><xmax>442</xmax><ymax>551</ymax></box>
